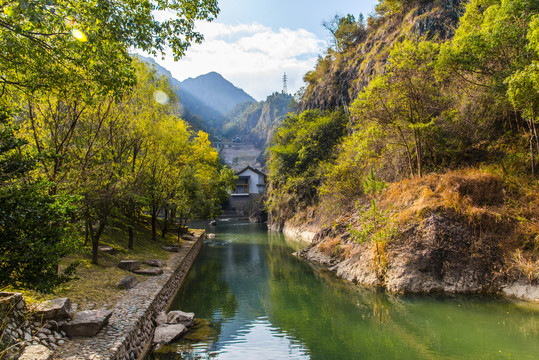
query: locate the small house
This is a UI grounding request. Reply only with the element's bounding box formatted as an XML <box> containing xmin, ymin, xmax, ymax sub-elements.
<box><xmin>232</xmin><ymin>165</ymin><xmax>266</xmax><ymax>196</ymax></box>
<box><xmin>226</xmin><ymin>166</ymin><xmax>267</xmax><ymax>215</ymax></box>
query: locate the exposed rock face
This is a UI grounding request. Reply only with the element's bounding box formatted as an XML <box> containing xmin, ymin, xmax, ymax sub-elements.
<box><xmin>502</xmin><ymin>282</ymin><xmax>539</xmax><ymax>302</ymax></box>
<box><xmin>300</xmin><ymin>0</ymin><xmax>464</xmax><ymax>112</ymax></box>
<box><xmin>153</xmin><ymin>324</ymin><xmax>187</xmax><ymax>344</ymax></box>
<box><xmin>61</xmin><ymin>309</ymin><xmax>112</xmax><ymax>337</ymax></box>
<box><xmin>117</xmin><ymin>276</ymin><xmax>138</xmax><ymax>289</ymax></box>
<box><xmin>294</xmin><ymin>211</ymin><xmax>502</xmax><ymax>295</ymax></box>
<box><xmin>385</xmin><ymin>213</ymin><xmax>498</xmax><ymax>293</ymax></box>
<box><xmin>118</xmin><ymin>260</ymin><xmax>140</xmax><ymax>271</ymax></box>
<box><xmin>33</xmin><ymin>298</ymin><xmax>72</xmax><ymax>320</ymax></box>
<box><xmin>18</xmin><ymin>344</ymin><xmax>54</xmax><ymax>360</ymax></box>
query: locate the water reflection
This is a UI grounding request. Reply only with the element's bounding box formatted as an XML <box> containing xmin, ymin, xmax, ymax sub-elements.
<box><xmin>150</xmin><ymin>222</ymin><xmax>539</xmax><ymax>360</ymax></box>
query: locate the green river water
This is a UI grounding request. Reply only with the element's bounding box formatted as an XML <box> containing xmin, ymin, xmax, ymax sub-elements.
<box><xmin>149</xmin><ymin>221</ymin><xmax>539</xmax><ymax>360</ymax></box>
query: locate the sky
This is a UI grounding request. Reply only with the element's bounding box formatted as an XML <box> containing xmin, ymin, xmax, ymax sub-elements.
<box><xmin>146</xmin><ymin>0</ymin><xmax>379</xmax><ymax>101</ymax></box>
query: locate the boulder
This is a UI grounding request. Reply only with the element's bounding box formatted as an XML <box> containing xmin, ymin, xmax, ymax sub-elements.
<box><xmin>98</xmin><ymin>246</ymin><xmax>116</xmax><ymax>254</ymax></box>
<box><xmin>152</xmin><ymin>324</ymin><xmax>187</xmax><ymax>344</ymax></box>
<box><xmin>34</xmin><ymin>298</ymin><xmax>71</xmax><ymax>321</ymax></box>
<box><xmin>117</xmin><ymin>276</ymin><xmax>138</xmax><ymax>290</ymax></box>
<box><xmin>161</xmin><ymin>245</ymin><xmax>180</xmax><ymax>252</ymax></box>
<box><xmin>61</xmin><ymin>309</ymin><xmax>112</xmax><ymax>337</ymax></box>
<box><xmin>118</xmin><ymin>260</ymin><xmax>140</xmax><ymax>272</ymax></box>
<box><xmin>18</xmin><ymin>344</ymin><xmax>53</xmax><ymax>360</ymax></box>
<box><xmin>144</xmin><ymin>259</ymin><xmax>165</xmax><ymax>268</ymax></box>
<box><xmin>166</xmin><ymin>311</ymin><xmax>194</xmax><ymax>327</ymax></box>
<box><xmin>133</xmin><ymin>268</ymin><xmax>163</xmax><ymax>276</ymax></box>
<box><xmin>155</xmin><ymin>311</ymin><xmax>168</xmax><ymax>325</ymax></box>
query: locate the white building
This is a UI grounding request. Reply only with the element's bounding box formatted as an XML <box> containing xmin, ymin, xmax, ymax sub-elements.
<box><xmin>231</xmin><ymin>166</ymin><xmax>267</xmax><ymax>196</ymax></box>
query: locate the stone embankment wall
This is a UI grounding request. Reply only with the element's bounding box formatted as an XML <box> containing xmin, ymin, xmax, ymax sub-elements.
<box><xmin>55</xmin><ymin>232</ymin><xmax>204</xmax><ymax>360</ymax></box>
<box><xmin>55</xmin><ymin>231</ymin><xmax>205</xmax><ymax>360</ymax></box>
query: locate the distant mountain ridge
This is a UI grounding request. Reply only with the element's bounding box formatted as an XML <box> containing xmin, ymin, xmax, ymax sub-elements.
<box><xmin>134</xmin><ymin>55</ymin><xmax>293</xmax><ymax>162</ymax></box>
<box><xmin>180</xmin><ymin>72</ymin><xmax>256</xmax><ymax>114</ymax></box>
<box><xmin>134</xmin><ymin>55</ymin><xmax>256</xmax><ymax>134</ymax></box>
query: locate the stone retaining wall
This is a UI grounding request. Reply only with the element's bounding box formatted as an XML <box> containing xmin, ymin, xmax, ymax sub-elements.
<box><xmin>56</xmin><ymin>231</ymin><xmax>205</xmax><ymax>360</ymax></box>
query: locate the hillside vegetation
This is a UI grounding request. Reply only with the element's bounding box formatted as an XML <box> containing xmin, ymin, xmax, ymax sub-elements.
<box><xmin>267</xmin><ymin>0</ymin><xmax>539</xmax><ymax>292</ymax></box>
<box><xmin>0</xmin><ymin>0</ymin><xmax>238</xmax><ymax>293</ymax></box>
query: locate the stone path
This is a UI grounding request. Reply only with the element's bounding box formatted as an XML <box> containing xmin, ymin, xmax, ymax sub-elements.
<box><xmin>54</xmin><ymin>231</ymin><xmax>204</xmax><ymax>360</ymax></box>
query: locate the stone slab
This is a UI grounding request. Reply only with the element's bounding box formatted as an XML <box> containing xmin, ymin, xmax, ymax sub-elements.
<box><xmin>34</xmin><ymin>298</ymin><xmax>72</xmax><ymax>321</ymax></box>
<box><xmin>166</xmin><ymin>311</ymin><xmax>194</xmax><ymax>327</ymax></box>
<box><xmin>118</xmin><ymin>260</ymin><xmax>140</xmax><ymax>272</ymax></box>
<box><xmin>61</xmin><ymin>309</ymin><xmax>112</xmax><ymax>337</ymax></box>
<box><xmin>98</xmin><ymin>246</ymin><xmax>116</xmax><ymax>254</ymax></box>
<box><xmin>153</xmin><ymin>324</ymin><xmax>187</xmax><ymax>344</ymax></box>
<box><xmin>161</xmin><ymin>245</ymin><xmax>180</xmax><ymax>252</ymax></box>
<box><xmin>117</xmin><ymin>276</ymin><xmax>138</xmax><ymax>290</ymax></box>
<box><xmin>144</xmin><ymin>259</ymin><xmax>165</xmax><ymax>268</ymax></box>
<box><xmin>133</xmin><ymin>268</ymin><xmax>163</xmax><ymax>276</ymax></box>
<box><xmin>19</xmin><ymin>344</ymin><xmax>53</xmax><ymax>360</ymax></box>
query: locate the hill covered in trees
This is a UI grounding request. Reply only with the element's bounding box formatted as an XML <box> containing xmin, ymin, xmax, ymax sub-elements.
<box><xmin>266</xmin><ymin>0</ymin><xmax>539</xmax><ymax>295</ymax></box>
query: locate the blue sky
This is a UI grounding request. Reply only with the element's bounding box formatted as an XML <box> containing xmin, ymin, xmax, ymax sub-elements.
<box><xmin>150</xmin><ymin>0</ymin><xmax>379</xmax><ymax>100</ymax></box>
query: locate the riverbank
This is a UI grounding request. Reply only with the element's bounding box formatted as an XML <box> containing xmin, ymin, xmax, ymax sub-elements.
<box><xmin>277</xmin><ymin>170</ymin><xmax>539</xmax><ymax>302</ymax></box>
<box><xmin>55</xmin><ymin>230</ymin><xmax>205</xmax><ymax>360</ymax></box>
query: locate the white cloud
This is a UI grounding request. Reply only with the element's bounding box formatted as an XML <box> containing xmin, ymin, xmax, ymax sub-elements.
<box><xmin>150</xmin><ymin>22</ymin><xmax>325</xmax><ymax>101</ymax></box>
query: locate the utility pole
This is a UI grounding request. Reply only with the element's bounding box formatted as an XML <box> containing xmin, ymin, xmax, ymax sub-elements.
<box><xmin>282</xmin><ymin>72</ymin><xmax>288</xmax><ymax>94</ymax></box>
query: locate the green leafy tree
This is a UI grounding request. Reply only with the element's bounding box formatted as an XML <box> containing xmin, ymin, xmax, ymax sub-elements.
<box><xmin>352</xmin><ymin>39</ymin><xmax>449</xmax><ymax>177</ymax></box>
<box><xmin>506</xmin><ymin>16</ymin><xmax>539</xmax><ymax>175</ymax></box>
<box><xmin>0</xmin><ymin>0</ymin><xmax>219</xmax><ymax>98</ymax></box>
<box><xmin>0</xmin><ymin>107</ymin><xmax>77</xmax><ymax>292</ymax></box>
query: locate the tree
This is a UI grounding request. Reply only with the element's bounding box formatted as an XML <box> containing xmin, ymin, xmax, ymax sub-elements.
<box><xmin>351</xmin><ymin>39</ymin><xmax>449</xmax><ymax>177</ymax></box>
<box><xmin>439</xmin><ymin>0</ymin><xmax>539</xmax><ymax>174</ymax></box>
<box><xmin>506</xmin><ymin>16</ymin><xmax>539</xmax><ymax>175</ymax></box>
<box><xmin>323</xmin><ymin>14</ymin><xmax>366</xmax><ymax>52</ymax></box>
<box><xmin>0</xmin><ymin>0</ymin><xmax>220</xmax><ymax>98</ymax></box>
<box><xmin>0</xmin><ymin>107</ymin><xmax>77</xmax><ymax>292</ymax></box>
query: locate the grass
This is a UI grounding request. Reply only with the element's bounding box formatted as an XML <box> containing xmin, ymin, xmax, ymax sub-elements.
<box><xmin>5</xmin><ymin>219</ymin><xmax>190</xmax><ymax>310</ymax></box>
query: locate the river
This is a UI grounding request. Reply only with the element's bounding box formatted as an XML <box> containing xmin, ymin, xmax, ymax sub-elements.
<box><xmin>148</xmin><ymin>221</ymin><xmax>539</xmax><ymax>359</ymax></box>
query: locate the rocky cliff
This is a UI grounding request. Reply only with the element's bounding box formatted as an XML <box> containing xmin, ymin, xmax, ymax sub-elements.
<box><xmin>300</xmin><ymin>0</ymin><xmax>463</xmax><ymax>111</ymax></box>
<box><xmin>290</xmin><ymin>171</ymin><xmax>538</xmax><ymax>301</ymax></box>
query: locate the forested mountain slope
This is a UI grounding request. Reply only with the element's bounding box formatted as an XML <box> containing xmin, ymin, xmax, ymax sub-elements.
<box><xmin>266</xmin><ymin>0</ymin><xmax>539</xmax><ymax>297</ymax></box>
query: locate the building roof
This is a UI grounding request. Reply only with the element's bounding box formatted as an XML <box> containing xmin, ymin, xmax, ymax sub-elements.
<box><xmin>235</xmin><ymin>165</ymin><xmax>266</xmax><ymax>177</ymax></box>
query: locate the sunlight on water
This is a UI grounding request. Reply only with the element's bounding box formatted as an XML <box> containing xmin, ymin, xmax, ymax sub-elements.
<box><xmin>149</xmin><ymin>221</ymin><xmax>539</xmax><ymax>360</ymax></box>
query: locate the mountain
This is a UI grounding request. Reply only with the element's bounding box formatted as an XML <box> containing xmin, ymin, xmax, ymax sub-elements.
<box><xmin>134</xmin><ymin>56</ymin><xmax>294</xmax><ymax>169</ymax></box>
<box><xmin>223</xmin><ymin>92</ymin><xmax>294</xmax><ymax>148</ymax></box>
<box><xmin>133</xmin><ymin>55</ymin><xmax>256</xmax><ymax>135</ymax></box>
<box><xmin>180</xmin><ymin>72</ymin><xmax>256</xmax><ymax>115</ymax></box>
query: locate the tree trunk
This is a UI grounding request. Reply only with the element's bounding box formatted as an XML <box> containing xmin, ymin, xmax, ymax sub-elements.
<box><xmin>162</xmin><ymin>207</ymin><xmax>168</xmax><ymax>239</ymax></box>
<box><xmin>128</xmin><ymin>214</ymin><xmax>134</xmax><ymax>250</ymax></box>
<box><xmin>413</xmin><ymin>129</ymin><xmax>423</xmax><ymax>177</ymax></box>
<box><xmin>151</xmin><ymin>205</ymin><xmax>158</xmax><ymax>242</ymax></box>
<box><xmin>396</xmin><ymin>125</ymin><xmax>414</xmax><ymax>177</ymax></box>
<box><xmin>531</xmin><ymin>132</ymin><xmax>535</xmax><ymax>177</ymax></box>
<box><xmin>84</xmin><ymin>220</ymin><xmax>89</xmax><ymax>246</ymax></box>
<box><xmin>89</xmin><ymin>220</ymin><xmax>106</xmax><ymax>265</ymax></box>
